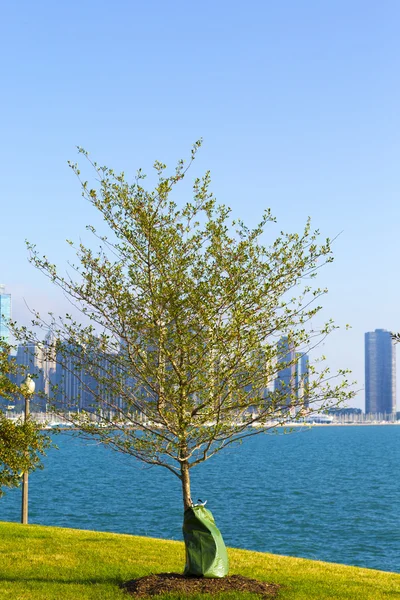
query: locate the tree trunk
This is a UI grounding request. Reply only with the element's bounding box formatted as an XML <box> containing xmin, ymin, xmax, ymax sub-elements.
<box><xmin>180</xmin><ymin>461</ymin><xmax>192</xmax><ymax>511</ymax></box>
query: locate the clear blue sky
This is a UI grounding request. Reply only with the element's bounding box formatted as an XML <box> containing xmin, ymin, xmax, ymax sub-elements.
<box><xmin>1</xmin><ymin>0</ymin><xmax>399</xmax><ymax>410</ymax></box>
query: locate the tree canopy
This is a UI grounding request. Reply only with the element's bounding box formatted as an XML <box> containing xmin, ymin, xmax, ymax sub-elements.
<box><xmin>0</xmin><ymin>342</ymin><xmax>51</xmax><ymax>496</ymax></box>
<box><xmin>13</xmin><ymin>142</ymin><xmax>354</xmax><ymax>510</ymax></box>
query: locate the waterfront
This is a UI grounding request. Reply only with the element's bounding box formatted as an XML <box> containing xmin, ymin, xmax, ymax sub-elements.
<box><xmin>1</xmin><ymin>426</ymin><xmax>399</xmax><ymax>573</ymax></box>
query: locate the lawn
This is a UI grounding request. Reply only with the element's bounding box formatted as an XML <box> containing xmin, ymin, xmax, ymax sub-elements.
<box><xmin>0</xmin><ymin>521</ymin><xmax>399</xmax><ymax>599</ymax></box>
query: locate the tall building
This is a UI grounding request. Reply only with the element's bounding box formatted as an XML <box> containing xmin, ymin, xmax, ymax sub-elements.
<box><xmin>274</xmin><ymin>337</ymin><xmax>296</xmax><ymax>409</ymax></box>
<box><xmin>365</xmin><ymin>329</ymin><xmax>396</xmax><ymax>415</ymax></box>
<box><xmin>0</xmin><ymin>284</ymin><xmax>11</xmax><ymax>343</ymax></box>
<box><xmin>274</xmin><ymin>340</ymin><xmax>310</xmax><ymax>413</ymax></box>
<box><xmin>52</xmin><ymin>340</ymin><xmax>123</xmax><ymax>413</ymax></box>
<box><xmin>15</xmin><ymin>343</ymin><xmax>46</xmax><ymax>410</ymax></box>
<box><xmin>296</xmin><ymin>353</ymin><xmax>310</xmax><ymax>409</ymax></box>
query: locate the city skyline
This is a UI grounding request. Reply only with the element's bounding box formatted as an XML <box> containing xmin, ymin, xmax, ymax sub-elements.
<box><xmin>5</xmin><ymin>286</ymin><xmax>398</xmax><ymax>416</ymax></box>
<box><xmin>3</xmin><ymin>284</ymin><xmax>400</xmax><ymax>413</ymax></box>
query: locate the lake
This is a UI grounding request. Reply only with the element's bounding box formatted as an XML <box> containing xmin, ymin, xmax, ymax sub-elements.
<box><xmin>1</xmin><ymin>425</ymin><xmax>399</xmax><ymax>573</ymax></box>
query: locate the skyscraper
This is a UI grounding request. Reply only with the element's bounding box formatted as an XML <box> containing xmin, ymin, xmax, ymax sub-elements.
<box><xmin>298</xmin><ymin>353</ymin><xmax>310</xmax><ymax>409</ymax></box>
<box><xmin>274</xmin><ymin>336</ymin><xmax>296</xmax><ymax>409</ymax></box>
<box><xmin>0</xmin><ymin>284</ymin><xmax>11</xmax><ymax>344</ymax></box>
<box><xmin>365</xmin><ymin>329</ymin><xmax>396</xmax><ymax>415</ymax></box>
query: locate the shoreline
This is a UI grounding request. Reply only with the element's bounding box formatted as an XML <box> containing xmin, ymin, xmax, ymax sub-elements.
<box><xmin>39</xmin><ymin>421</ymin><xmax>400</xmax><ymax>431</ymax></box>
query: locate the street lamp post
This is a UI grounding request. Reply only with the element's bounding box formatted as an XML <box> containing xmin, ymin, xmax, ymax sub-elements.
<box><xmin>20</xmin><ymin>374</ymin><xmax>35</xmax><ymax>525</ymax></box>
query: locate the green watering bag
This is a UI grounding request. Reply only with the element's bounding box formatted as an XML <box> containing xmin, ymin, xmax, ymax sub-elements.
<box><xmin>183</xmin><ymin>504</ymin><xmax>229</xmax><ymax>578</ymax></box>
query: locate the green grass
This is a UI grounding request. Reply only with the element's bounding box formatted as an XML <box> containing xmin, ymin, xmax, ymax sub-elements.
<box><xmin>0</xmin><ymin>521</ymin><xmax>399</xmax><ymax>600</ymax></box>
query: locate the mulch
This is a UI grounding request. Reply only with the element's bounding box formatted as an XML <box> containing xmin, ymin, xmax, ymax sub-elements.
<box><xmin>121</xmin><ymin>572</ymin><xmax>281</xmax><ymax>598</ymax></box>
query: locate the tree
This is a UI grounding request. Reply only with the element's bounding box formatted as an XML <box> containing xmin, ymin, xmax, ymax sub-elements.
<box><xmin>0</xmin><ymin>342</ymin><xmax>51</xmax><ymax>497</ymax></box>
<box><xmin>13</xmin><ymin>141</ymin><xmax>353</xmax><ymax>533</ymax></box>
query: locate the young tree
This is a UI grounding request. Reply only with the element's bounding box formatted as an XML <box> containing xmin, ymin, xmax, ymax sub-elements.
<box><xmin>0</xmin><ymin>343</ymin><xmax>51</xmax><ymax>497</ymax></box>
<box><xmin>13</xmin><ymin>142</ymin><xmax>353</xmax><ymax>523</ymax></box>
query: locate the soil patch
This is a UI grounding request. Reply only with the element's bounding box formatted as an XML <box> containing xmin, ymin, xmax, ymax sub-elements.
<box><xmin>121</xmin><ymin>572</ymin><xmax>281</xmax><ymax>598</ymax></box>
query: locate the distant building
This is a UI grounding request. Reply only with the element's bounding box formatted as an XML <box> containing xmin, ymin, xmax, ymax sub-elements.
<box><xmin>328</xmin><ymin>407</ymin><xmax>362</xmax><ymax>416</ymax></box>
<box><xmin>299</xmin><ymin>353</ymin><xmax>310</xmax><ymax>409</ymax></box>
<box><xmin>274</xmin><ymin>341</ymin><xmax>310</xmax><ymax>413</ymax></box>
<box><xmin>52</xmin><ymin>340</ymin><xmax>123</xmax><ymax>413</ymax></box>
<box><xmin>0</xmin><ymin>284</ymin><xmax>11</xmax><ymax>344</ymax></box>
<box><xmin>365</xmin><ymin>329</ymin><xmax>396</xmax><ymax>415</ymax></box>
<box><xmin>14</xmin><ymin>343</ymin><xmax>47</xmax><ymax>410</ymax></box>
<box><xmin>52</xmin><ymin>342</ymin><xmax>87</xmax><ymax>411</ymax></box>
<box><xmin>274</xmin><ymin>337</ymin><xmax>296</xmax><ymax>409</ymax></box>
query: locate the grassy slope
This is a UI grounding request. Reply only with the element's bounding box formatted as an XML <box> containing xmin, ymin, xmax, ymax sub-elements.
<box><xmin>0</xmin><ymin>522</ymin><xmax>399</xmax><ymax>600</ymax></box>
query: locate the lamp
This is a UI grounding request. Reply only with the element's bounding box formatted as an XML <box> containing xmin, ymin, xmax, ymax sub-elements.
<box><xmin>20</xmin><ymin>374</ymin><xmax>35</xmax><ymax>524</ymax></box>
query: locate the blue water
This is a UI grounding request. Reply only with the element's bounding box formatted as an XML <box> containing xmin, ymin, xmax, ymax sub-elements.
<box><xmin>1</xmin><ymin>426</ymin><xmax>399</xmax><ymax>573</ymax></box>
